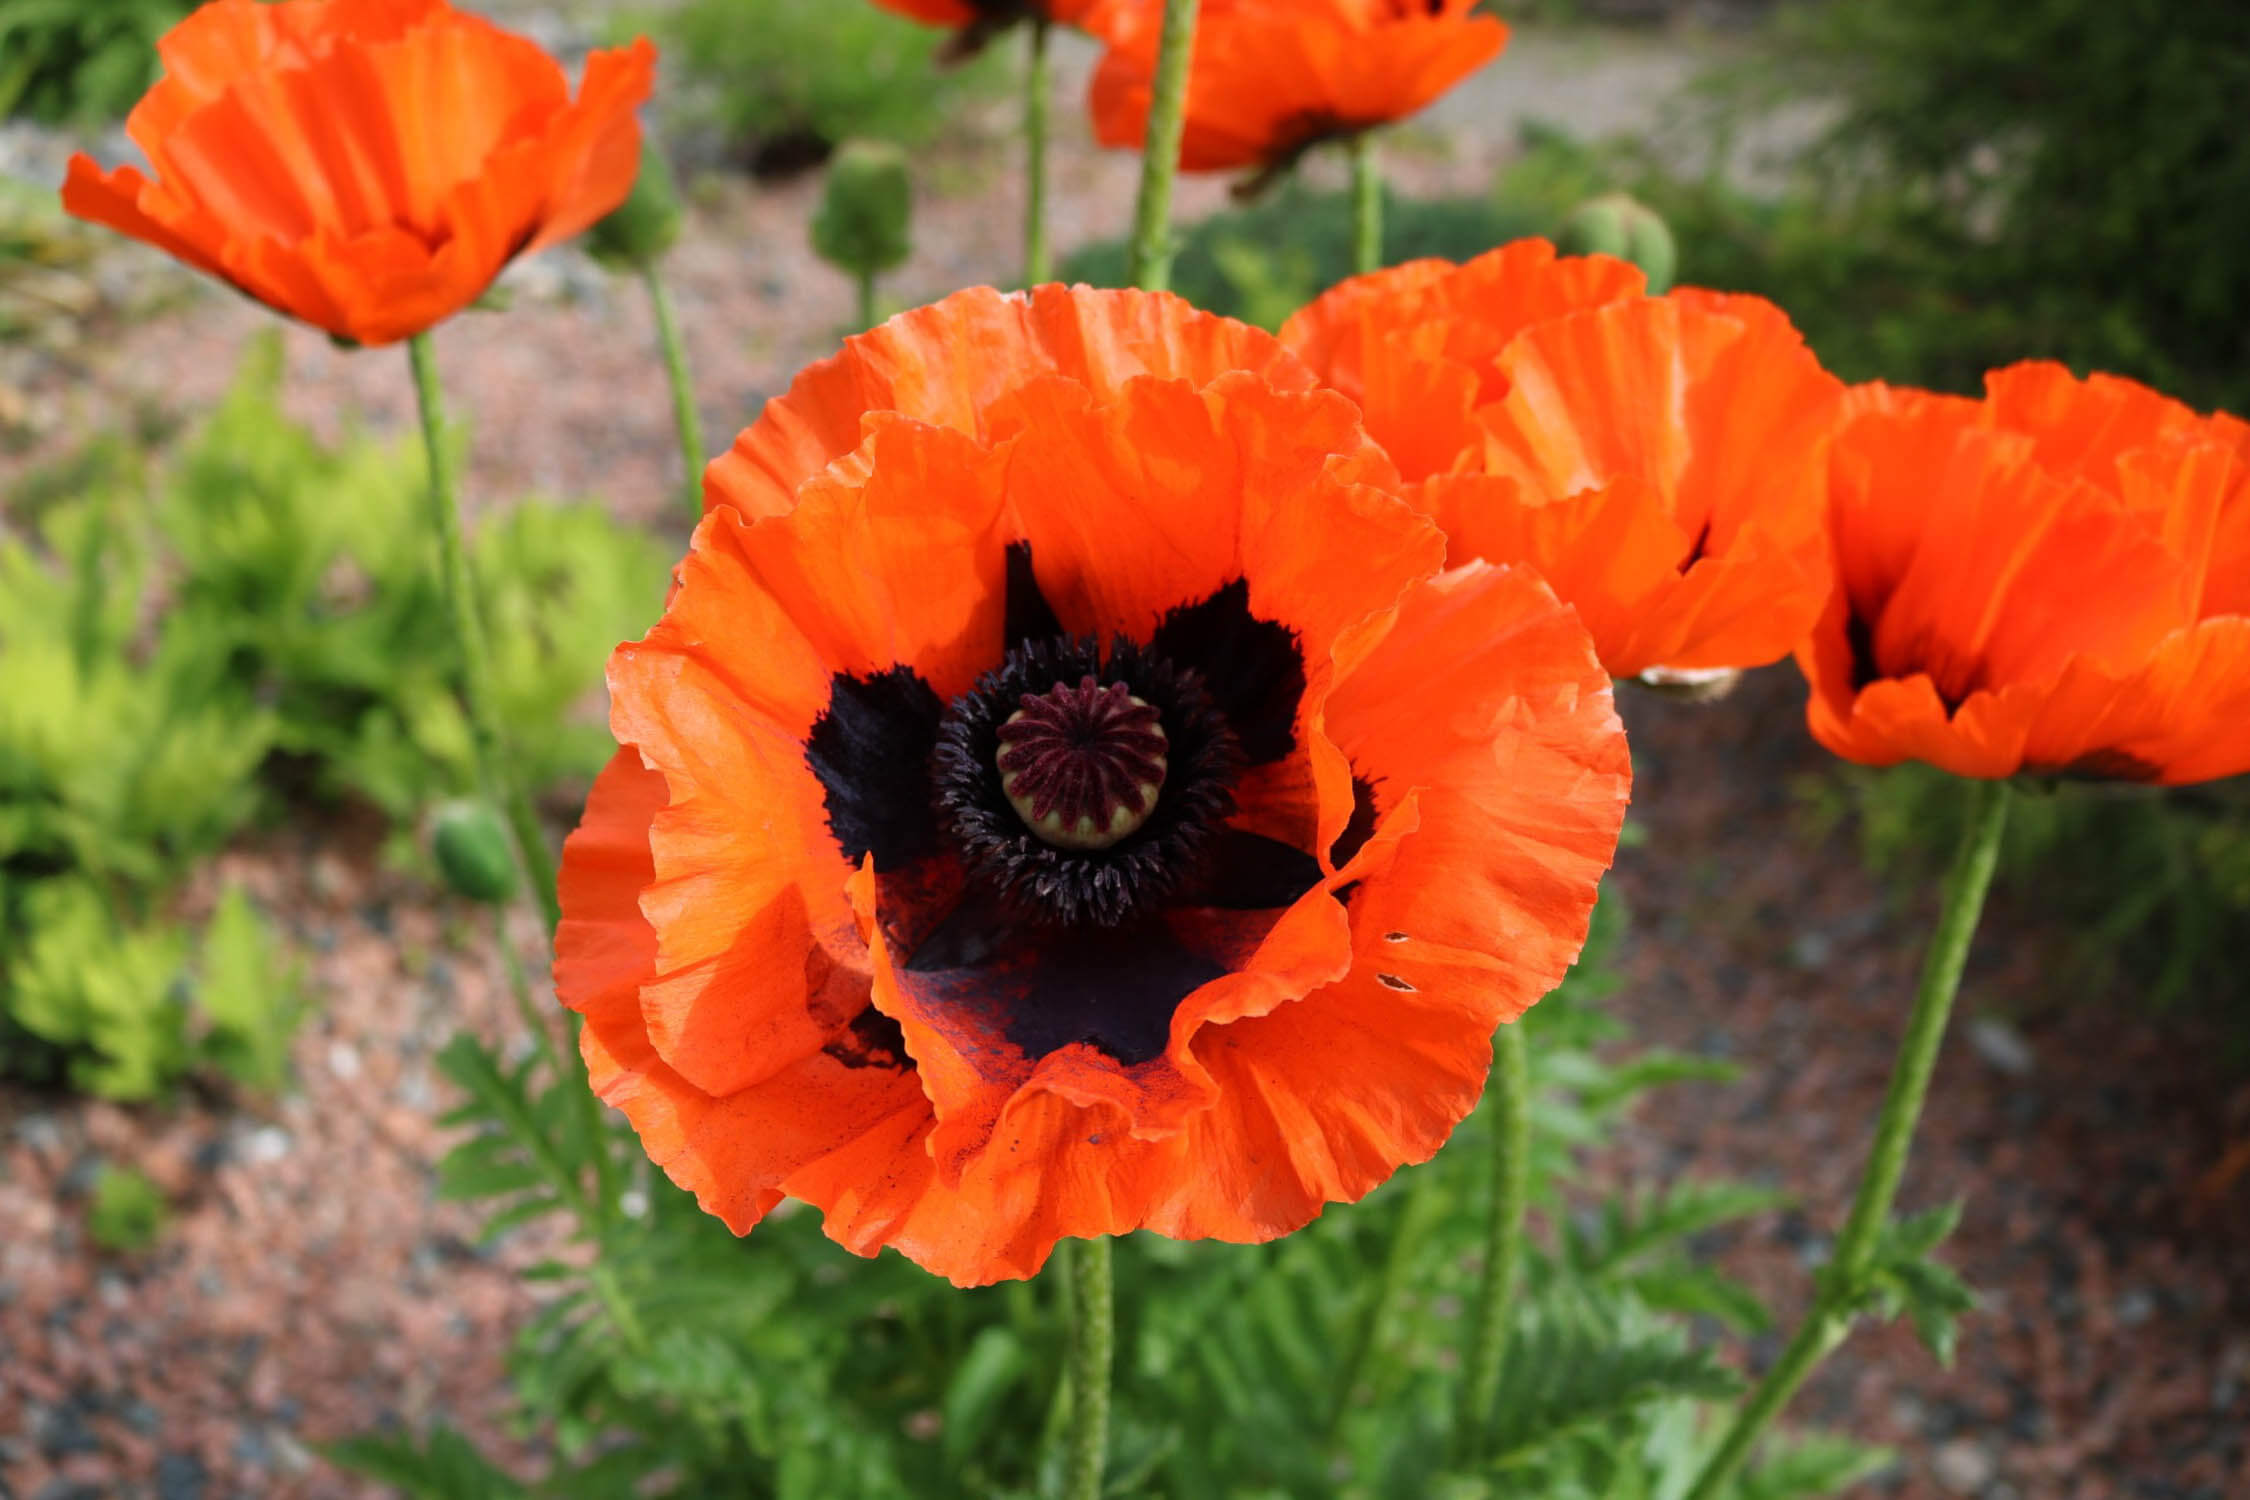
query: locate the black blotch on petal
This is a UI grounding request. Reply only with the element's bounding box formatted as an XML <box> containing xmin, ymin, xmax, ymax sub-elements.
<box><xmin>806</xmin><ymin>666</ymin><xmax>946</xmax><ymax>866</ymax></box>
<box><xmin>1005</xmin><ymin>931</ymin><xmax>1224</xmax><ymax>1066</ymax></box>
<box><xmin>1329</xmin><ymin>776</ymin><xmax>1381</xmax><ymax>869</ymax></box>
<box><xmin>1679</xmin><ymin>517</ymin><xmax>1713</xmax><ymax>574</ymax></box>
<box><xmin>822</xmin><ymin>1006</ymin><xmax>910</xmax><ymax>1071</ymax></box>
<box><xmin>1199</xmin><ymin>828</ymin><xmax>1322</xmax><ymax>910</ymax></box>
<box><xmin>1845</xmin><ymin>609</ymin><xmax>1881</xmax><ymax>693</ymax></box>
<box><xmin>1004</xmin><ymin>540</ymin><xmax>1064</xmax><ymax>650</ymax></box>
<box><xmin>1149</xmin><ymin>578</ymin><xmax>1306</xmax><ymax>765</ymax></box>
<box><xmin>908</xmin><ymin>916</ymin><xmax>1225</xmax><ymax>1067</ymax></box>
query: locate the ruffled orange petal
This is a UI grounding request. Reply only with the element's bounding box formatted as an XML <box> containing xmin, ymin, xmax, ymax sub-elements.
<box><xmin>557</xmin><ymin>750</ymin><xmax>932</xmax><ymax>1236</ymax></box>
<box><xmin>706</xmin><ymin>283</ymin><xmax>1318</xmax><ymax>519</ymax></box>
<box><xmin>1445</xmin><ymin>291</ymin><xmax>1837</xmax><ymax>673</ymax></box>
<box><xmin>1279</xmin><ymin>241</ymin><xmax>1647</xmax><ymax>483</ymax></box>
<box><xmin>1800</xmin><ymin>615</ymin><xmax>2250</xmax><ymax>785</ymax></box>
<box><xmin>607</xmin><ymin>424</ymin><xmax>1015</xmax><ymax>1098</ymax></box>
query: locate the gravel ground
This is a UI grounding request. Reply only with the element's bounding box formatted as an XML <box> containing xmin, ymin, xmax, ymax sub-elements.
<box><xmin>3</xmin><ymin>15</ymin><xmax>2247</xmax><ymax>1500</ymax></box>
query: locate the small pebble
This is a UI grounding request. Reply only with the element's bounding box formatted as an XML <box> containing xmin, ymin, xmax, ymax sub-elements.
<box><xmin>154</xmin><ymin>1453</ymin><xmax>207</xmax><ymax>1500</ymax></box>
<box><xmin>327</xmin><ymin>1040</ymin><xmax>362</xmax><ymax>1080</ymax></box>
<box><xmin>1968</xmin><ymin>1017</ymin><xmax>2036</xmax><ymax>1077</ymax></box>
<box><xmin>1933</xmin><ymin>1437</ymin><xmax>1997</xmax><ymax>1494</ymax></box>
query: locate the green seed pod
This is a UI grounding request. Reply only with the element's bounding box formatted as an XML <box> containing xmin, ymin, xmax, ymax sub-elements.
<box><xmin>586</xmin><ymin>140</ymin><xmax>684</xmax><ymax>271</ymax></box>
<box><xmin>1557</xmin><ymin>192</ymin><xmax>1678</xmax><ymax>295</ymax></box>
<box><xmin>811</xmin><ymin>141</ymin><xmax>913</xmax><ymax>280</ymax></box>
<box><xmin>432</xmin><ymin>800</ymin><xmax>518</xmax><ymax>906</ymax></box>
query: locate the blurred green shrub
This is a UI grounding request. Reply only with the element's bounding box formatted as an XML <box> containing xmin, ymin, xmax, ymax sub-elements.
<box><xmin>0</xmin><ymin>334</ymin><xmax>667</xmax><ymax>1098</ymax></box>
<box><xmin>86</xmin><ymin>1161</ymin><xmax>169</xmax><ymax>1253</ymax></box>
<box><xmin>1755</xmin><ymin>0</ymin><xmax>2250</xmax><ymax>416</ymax></box>
<box><xmin>333</xmin><ymin>899</ymin><xmax>1895</xmax><ymax>1498</ymax></box>
<box><xmin>0</xmin><ymin>0</ymin><xmax>193</xmax><ymax>123</ymax></box>
<box><xmin>1799</xmin><ymin>766</ymin><xmax>2250</xmax><ymax>1019</ymax></box>
<box><xmin>612</xmin><ymin>0</ymin><xmax>1007</xmax><ymax>176</ymax></box>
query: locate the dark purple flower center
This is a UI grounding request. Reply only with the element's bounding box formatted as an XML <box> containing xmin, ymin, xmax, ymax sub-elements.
<box><xmin>997</xmin><ymin>677</ymin><xmax>1170</xmax><ymax>850</ymax></box>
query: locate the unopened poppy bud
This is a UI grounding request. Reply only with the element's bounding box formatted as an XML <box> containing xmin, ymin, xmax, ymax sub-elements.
<box><xmin>431</xmin><ymin>800</ymin><xmax>518</xmax><ymax>905</ymax></box>
<box><xmin>586</xmin><ymin>141</ymin><xmax>683</xmax><ymax>271</ymax></box>
<box><xmin>811</xmin><ymin>141</ymin><xmax>913</xmax><ymax>280</ymax></box>
<box><xmin>1557</xmin><ymin>192</ymin><xmax>1677</xmax><ymax>295</ymax></box>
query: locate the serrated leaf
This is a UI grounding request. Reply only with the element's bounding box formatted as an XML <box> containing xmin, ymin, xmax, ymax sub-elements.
<box><xmin>1727</xmin><ymin>1432</ymin><xmax>1896</xmax><ymax>1500</ymax></box>
<box><xmin>323</xmin><ymin>1425</ymin><xmax>525</xmax><ymax>1499</ymax></box>
<box><xmin>1475</xmin><ymin>1288</ymin><xmax>1743</xmax><ymax>1470</ymax></box>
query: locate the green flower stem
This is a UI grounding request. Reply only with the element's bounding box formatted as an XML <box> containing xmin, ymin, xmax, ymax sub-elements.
<box><xmin>492</xmin><ymin>905</ymin><xmax>565</xmax><ymax>1081</ymax></box>
<box><xmin>1453</xmin><ymin>1017</ymin><xmax>1531</xmax><ymax>1462</ymax></box>
<box><xmin>642</xmin><ymin>263</ymin><xmax>704</xmax><ymax>523</ymax></box>
<box><xmin>1025</xmin><ymin>17</ymin><xmax>1052</xmax><ymax>285</ymax></box>
<box><xmin>1063</xmin><ymin>1236</ymin><xmax>1114</xmax><ymax>1500</ymax></box>
<box><xmin>1685</xmin><ymin>777</ymin><xmax>2012</xmax><ymax>1499</ymax></box>
<box><xmin>856</xmin><ymin>268</ymin><xmax>878</xmax><ymax>333</ymax></box>
<box><xmin>1125</xmin><ymin>0</ymin><xmax>1202</xmax><ymax>291</ymax></box>
<box><xmin>1326</xmin><ymin>1163</ymin><xmax>1440</xmax><ymax>1442</ymax></box>
<box><xmin>407</xmin><ymin>333</ymin><xmax>563</xmax><ymax>935</ymax></box>
<box><xmin>1350</xmin><ymin>130</ymin><xmax>1382</xmax><ymax>275</ymax></box>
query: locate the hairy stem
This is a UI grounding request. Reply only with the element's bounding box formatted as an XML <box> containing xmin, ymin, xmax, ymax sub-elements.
<box><xmin>1063</xmin><ymin>1237</ymin><xmax>1114</xmax><ymax>1500</ymax></box>
<box><xmin>406</xmin><ymin>333</ymin><xmax>561</xmax><ymax>934</ymax></box>
<box><xmin>642</xmin><ymin>263</ymin><xmax>705</xmax><ymax>522</ymax></box>
<box><xmin>1025</xmin><ymin>17</ymin><xmax>1052</xmax><ymax>285</ymax></box>
<box><xmin>1125</xmin><ymin>0</ymin><xmax>1202</xmax><ymax>291</ymax></box>
<box><xmin>1350</xmin><ymin>130</ymin><xmax>1382</xmax><ymax>275</ymax></box>
<box><xmin>1453</xmin><ymin>1018</ymin><xmax>1531</xmax><ymax>1461</ymax></box>
<box><xmin>1685</xmin><ymin>777</ymin><xmax>2011</xmax><ymax>1497</ymax></box>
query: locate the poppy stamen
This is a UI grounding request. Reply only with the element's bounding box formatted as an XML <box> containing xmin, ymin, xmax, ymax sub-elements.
<box><xmin>998</xmin><ymin>678</ymin><xmax>1170</xmax><ymax>850</ymax></box>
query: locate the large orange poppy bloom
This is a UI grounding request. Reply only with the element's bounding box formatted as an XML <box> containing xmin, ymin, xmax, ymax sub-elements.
<box><xmin>557</xmin><ymin>289</ymin><xmax>1630</xmax><ymax>1286</ymax></box>
<box><xmin>1088</xmin><ymin>0</ymin><xmax>1507</xmax><ymax>174</ymax></box>
<box><xmin>61</xmin><ymin>0</ymin><xmax>654</xmax><ymax>347</ymax></box>
<box><xmin>1281</xmin><ymin>239</ymin><xmax>1844</xmax><ymax>680</ymax></box>
<box><xmin>1799</xmin><ymin>363</ymin><xmax>2250</xmax><ymax>785</ymax></box>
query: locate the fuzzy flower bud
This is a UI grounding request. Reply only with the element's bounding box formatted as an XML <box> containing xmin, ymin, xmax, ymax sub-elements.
<box><xmin>586</xmin><ymin>140</ymin><xmax>684</xmax><ymax>271</ymax></box>
<box><xmin>811</xmin><ymin>141</ymin><xmax>914</xmax><ymax>280</ymax></box>
<box><xmin>1557</xmin><ymin>192</ymin><xmax>1677</xmax><ymax>295</ymax></box>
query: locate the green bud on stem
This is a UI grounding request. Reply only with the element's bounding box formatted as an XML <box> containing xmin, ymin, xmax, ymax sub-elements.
<box><xmin>1557</xmin><ymin>191</ymin><xmax>1678</xmax><ymax>295</ymax></box>
<box><xmin>811</xmin><ymin>140</ymin><xmax>913</xmax><ymax>281</ymax></box>
<box><xmin>586</xmin><ymin>140</ymin><xmax>684</xmax><ymax>271</ymax></box>
<box><xmin>431</xmin><ymin>799</ymin><xmax>519</xmax><ymax>905</ymax></box>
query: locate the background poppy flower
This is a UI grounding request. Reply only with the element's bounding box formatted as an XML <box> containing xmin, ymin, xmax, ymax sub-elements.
<box><xmin>1087</xmin><ymin>0</ymin><xmax>1507</xmax><ymax>176</ymax></box>
<box><xmin>1281</xmin><ymin>239</ymin><xmax>1843</xmax><ymax>680</ymax></box>
<box><xmin>871</xmin><ymin>0</ymin><xmax>1105</xmax><ymax>45</ymax></box>
<box><xmin>704</xmin><ymin>281</ymin><xmax>1319</xmax><ymax>519</ymax></box>
<box><xmin>62</xmin><ymin>0</ymin><xmax>655</xmax><ymax>347</ymax></box>
<box><xmin>1799</xmin><ymin>363</ymin><xmax>2250</xmax><ymax>785</ymax></box>
<box><xmin>557</xmin><ymin>304</ymin><xmax>1629</xmax><ymax>1285</ymax></box>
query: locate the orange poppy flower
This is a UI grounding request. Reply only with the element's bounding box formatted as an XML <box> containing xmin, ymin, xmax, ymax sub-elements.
<box><xmin>1281</xmin><ymin>239</ymin><xmax>1844</xmax><ymax>681</ymax></box>
<box><xmin>1088</xmin><ymin>0</ymin><xmax>1507</xmax><ymax>175</ymax></box>
<box><xmin>61</xmin><ymin>0</ymin><xmax>654</xmax><ymax>347</ymax></box>
<box><xmin>556</xmin><ymin>290</ymin><xmax>1630</xmax><ymax>1285</ymax></box>
<box><xmin>1799</xmin><ymin>363</ymin><xmax>2250</xmax><ymax>785</ymax></box>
